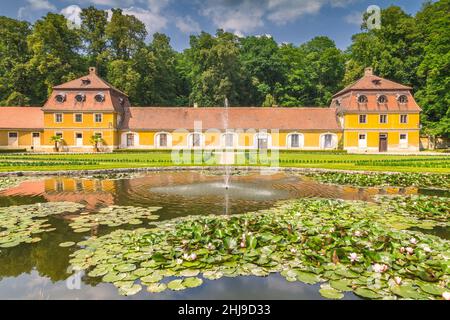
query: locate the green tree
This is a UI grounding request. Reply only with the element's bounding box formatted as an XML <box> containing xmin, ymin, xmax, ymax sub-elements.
<box><xmin>0</xmin><ymin>17</ymin><xmax>32</xmax><ymax>105</ymax></box>
<box><xmin>186</xmin><ymin>30</ymin><xmax>245</xmax><ymax>106</ymax></box>
<box><xmin>239</xmin><ymin>35</ymin><xmax>286</xmax><ymax>106</ymax></box>
<box><xmin>415</xmin><ymin>0</ymin><xmax>450</xmax><ymax>137</ymax></box>
<box><xmin>105</xmin><ymin>8</ymin><xmax>147</xmax><ymax>60</ymax></box>
<box><xmin>27</xmin><ymin>13</ymin><xmax>84</xmax><ymax>102</ymax></box>
<box><xmin>80</xmin><ymin>6</ymin><xmax>109</xmax><ymax>74</ymax></box>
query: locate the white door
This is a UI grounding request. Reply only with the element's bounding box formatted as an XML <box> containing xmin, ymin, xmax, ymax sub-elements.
<box><xmin>399</xmin><ymin>134</ymin><xmax>408</xmax><ymax>148</ymax></box>
<box><xmin>8</xmin><ymin>132</ymin><xmax>18</xmax><ymax>147</ymax></box>
<box><xmin>76</xmin><ymin>133</ymin><xmax>83</xmax><ymax>147</ymax></box>
<box><xmin>32</xmin><ymin>133</ymin><xmax>40</xmax><ymax>148</ymax></box>
<box><xmin>358</xmin><ymin>134</ymin><xmax>367</xmax><ymax>148</ymax></box>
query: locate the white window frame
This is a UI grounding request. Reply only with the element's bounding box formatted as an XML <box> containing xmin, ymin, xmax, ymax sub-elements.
<box><xmin>358</xmin><ymin>133</ymin><xmax>367</xmax><ymax>149</ymax></box>
<box><xmin>320</xmin><ymin>133</ymin><xmax>338</xmax><ymax>149</ymax></box>
<box><xmin>399</xmin><ymin>133</ymin><xmax>408</xmax><ymax>149</ymax></box>
<box><xmin>32</xmin><ymin>132</ymin><xmax>40</xmax><ymax>147</ymax></box>
<box><xmin>379</xmin><ymin>114</ymin><xmax>388</xmax><ymax>124</ymax></box>
<box><xmin>254</xmin><ymin>132</ymin><xmax>272</xmax><ymax>149</ymax></box>
<box><xmin>74</xmin><ymin>113</ymin><xmax>83</xmax><ymax>123</ymax></box>
<box><xmin>54</xmin><ymin>113</ymin><xmax>63</xmax><ymax>123</ymax></box>
<box><xmin>94</xmin><ymin>113</ymin><xmax>103</xmax><ymax>123</ymax></box>
<box><xmin>359</xmin><ymin>114</ymin><xmax>367</xmax><ymax>124</ymax></box>
<box><xmin>221</xmin><ymin>132</ymin><xmax>237</xmax><ymax>149</ymax></box>
<box><xmin>286</xmin><ymin>133</ymin><xmax>304</xmax><ymax>149</ymax></box>
<box><xmin>400</xmin><ymin>114</ymin><xmax>408</xmax><ymax>124</ymax></box>
<box><xmin>187</xmin><ymin>132</ymin><xmax>205</xmax><ymax>148</ymax></box>
<box><xmin>155</xmin><ymin>132</ymin><xmax>172</xmax><ymax>148</ymax></box>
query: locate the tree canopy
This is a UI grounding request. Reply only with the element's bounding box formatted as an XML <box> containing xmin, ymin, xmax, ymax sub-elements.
<box><xmin>0</xmin><ymin>1</ymin><xmax>448</xmax><ymax>136</ymax></box>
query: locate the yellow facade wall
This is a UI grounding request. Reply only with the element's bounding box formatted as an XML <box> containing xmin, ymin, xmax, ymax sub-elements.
<box><xmin>0</xmin><ymin>130</ymin><xmax>44</xmax><ymax>148</ymax></box>
<box><xmin>44</xmin><ymin>112</ymin><xmax>116</xmax><ymax>129</ymax></box>
<box><xmin>344</xmin><ymin>113</ymin><xmax>420</xmax><ymax>130</ymax></box>
<box><xmin>42</xmin><ymin>129</ymin><xmax>115</xmax><ymax>147</ymax></box>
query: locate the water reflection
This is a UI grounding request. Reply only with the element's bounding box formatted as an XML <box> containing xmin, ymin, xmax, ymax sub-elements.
<box><xmin>0</xmin><ymin>170</ymin><xmax>444</xmax><ymax>299</ymax></box>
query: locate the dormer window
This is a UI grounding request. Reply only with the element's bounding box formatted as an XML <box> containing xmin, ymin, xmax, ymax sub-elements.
<box><xmin>75</xmin><ymin>93</ymin><xmax>86</xmax><ymax>102</ymax></box>
<box><xmin>55</xmin><ymin>93</ymin><xmax>66</xmax><ymax>103</ymax></box>
<box><xmin>357</xmin><ymin>95</ymin><xmax>368</xmax><ymax>103</ymax></box>
<box><xmin>119</xmin><ymin>97</ymin><xmax>125</xmax><ymax>105</ymax></box>
<box><xmin>81</xmin><ymin>79</ymin><xmax>91</xmax><ymax>85</ymax></box>
<box><xmin>334</xmin><ymin>99</ymin><xmax>341</xmax><ymax>106</ymax></box>
<box><xmin>398</xmin><ymin>95</ymin><xmax>408</xmax><ymax>103</ymax></box>
<box><xmin>95</xmin><ymin>93</ymin><xmax>105</xmax><ymax>102</ymax></box>
<box><xmin>372</xmin><ymin>79</ymin><xmax>381</xmax><ymax>85</ymax></box>
<box><xmin>378</xmin><ymin>95</ymin><xmax>387</xmax><ymax>103</ymax></box>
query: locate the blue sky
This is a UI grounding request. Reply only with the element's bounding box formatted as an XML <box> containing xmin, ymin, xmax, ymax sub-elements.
<box><xmin>2</xmin><ymin>0</ymin><xmax>426</xmax><ymax>51</ymax></box>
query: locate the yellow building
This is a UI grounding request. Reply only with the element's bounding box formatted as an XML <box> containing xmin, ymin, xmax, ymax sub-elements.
<box><xmin>0</xmin><ymin>67</ymin><xmax>421</xmax><ymax>153</ymax></box>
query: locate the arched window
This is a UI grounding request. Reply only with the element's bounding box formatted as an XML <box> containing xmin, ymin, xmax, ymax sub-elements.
<box><xmin>155</xmin><ymin>132</ymin><xmax>171</xmax><ymax>148</ymax></box>
<box><xmin>320</xmin><ymin>133</ymin><xmax>337</xmax><ymax>149</ymax></box>
<box><xmin>398</xmin><ymin>95</ymin><xmax>408</xmax><ymax>103</ymax></box>
<box><xmin>378</xmin><ymin>95</ymin><xmax>387</xmax><ymax>103</ymax></box>
<box><xmin>188</xmin><ymin>133</ymin><xmax>204</xmax><ymax>148</ymax></box>
<box><xmin>254</xmin><ymin>133</ymin><xmax>271</xmax><ymax>149</ymax></box>
<box><xmin>222</xmin><ymin>133</ymin><xmax>235</xmax><ymax>148</ymax></box>
<box><xmin>287</xmin><ymin>133</ymin><xmax>304</xmax><ymax>148</ymax></box>
<box><xmin>357</xmin><ymin>95</ymin><xmax>368</xmax><ymax>103</ymax></box>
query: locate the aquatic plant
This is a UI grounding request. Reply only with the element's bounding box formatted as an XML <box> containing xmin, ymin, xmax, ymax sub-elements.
<box><xmin>69</xmin><ymin>198</ymin><xmax>450</xmax><ymax>299</ymax></box>
<box><xmin>69</xmin><ymin>205</ymin><xmax>161</xmax><ymax>232</ymax></box>
<box><xmin>305</xmin><ymin>172</ymin><xmax>450</xmax><ymax>189</ymax></box>
<box><xmin>0</xmin><ymin>176</ymin><xmax>28</xmax><ymax>191</ymax></box>
<box><xmin>0</xmin><ymin>202</ymin><xmax>85</xmax><ymax>248</ymax></box>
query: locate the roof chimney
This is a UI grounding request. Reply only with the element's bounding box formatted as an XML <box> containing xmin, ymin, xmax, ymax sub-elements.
<box><xmin>364</xmin><ymin>67</ymin><xmax>373</xmax><ymax>76</ymax></box>
<box><xmin>89</xmin><ymin>67</ymin><xmax>97</xmax><ymax>75</ymax></box>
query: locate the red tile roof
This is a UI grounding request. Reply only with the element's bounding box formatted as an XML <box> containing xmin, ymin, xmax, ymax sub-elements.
<box><xmin>334</xmin><ymin>70</ymin><xmax>412</xmax><ymax>98</ymax></box>
<box><xmin>121</xmin><ymin>107</ymin><xmax>341</xmax><ymax>131</ymax></box>
<box><xmin>0</xmin><ymin>107</ymin><xmax>43</xmax><ymax>129</ymax></box>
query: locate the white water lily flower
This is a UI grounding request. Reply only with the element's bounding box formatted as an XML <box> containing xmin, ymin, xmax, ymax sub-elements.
<box><xmin>176</xmin><ymin>258</ymin><xmax>183</xmax><ymax>265</ymax></box>
<box><xmin>240</xmin><ymin>241</ymin><xmax>246</xmax><ymax>248</ymax></box>
<box><xmin>406</xmin><ymin>247</ymin><xmax>414</xmax><ymax>254</ymax></box>
<box><xmin>182</xmin><ymin>240</ymin><xmax>189</xmax><ymax>245</ymax></box>
<box><xmin>410</xmin><ymin>238</ymin><xmax>418</xmax><ymax>245</ymax></box>
<box><xmin>394</xmin><ymin>277</ymin><xmax>402</xmax><ymax>285</ymax></box>
<box><xmin>423</xmin><ymin>246</ymin><xmax>432</xmax><ymax>253</ymax></box>
<box><xmin>348</xmin><ymin>252</ymin><xmax>359</xmax><ymax>262</ymax></box>
<box><xmin>373</xmin><ymin>263</ymin><xmax>388</xmax><ymax>273</ymax></box>
<box><xmin>290</xmin><ymin>248</ymin><xmax>297</xmax><ymax>254</ymax></box>
<box><xmin>189</xmin><ymin>253</ymin><xmax>197</xmax><ymax>260</ymax></box>
<box><xmin>399</xmin><ymin>247</ymin><xmax>406</xmax><ymax>253</ymax></box>
<box><xmin>206</xmin><ymin>243</ymin><xmax>214</xmax><ymax>250</ymax></box>
<box><xmin>182</xmin><ymin>253</ymin><xmax>189</xmax><ymax>260</ymax></box>
<box><xmin>443</xmin><ymin>292</ymin><xmax>450</xmax><ymax>300</ymax></box>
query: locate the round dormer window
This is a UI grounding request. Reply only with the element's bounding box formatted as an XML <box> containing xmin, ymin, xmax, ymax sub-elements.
<box><xmin>398</xmin><ymin>95</ymin><xmax>408</xmax><ymax>103</ymax></box>
<box><xmin>95</xmin><ymin>93</ymin><xmax>105</xmax><ymax>102</ymax></box>
<box><xmin>357</xmin><ymin>95</ymin><xmax>368</xmax><ymax>103</ymax></box>
<box><xmin>55</xmin><ymin>94</ymin><xmax>66</xmax><ymax>103</ymax></box>
<box><xmin>75</xmin><ymin>94</ymin><xmax>85</xmax><ymax>102</ymax></box>
<box><xmin>378</xmin><ymin>95</ymin><xmax>388</xmax><ymax>103</ymax></box>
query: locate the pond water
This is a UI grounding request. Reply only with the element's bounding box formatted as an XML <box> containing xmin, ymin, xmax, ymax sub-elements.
<box><xmin>0</xmin><ymin>170</ymin><xmax>447</xmax><ymax>299</ymax></box>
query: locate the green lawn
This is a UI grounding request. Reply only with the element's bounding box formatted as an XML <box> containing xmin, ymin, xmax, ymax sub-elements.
<box><xmin>0</xmin><ymin>151</ymin><xmax>449</xmax><ymax>173</ymax></box>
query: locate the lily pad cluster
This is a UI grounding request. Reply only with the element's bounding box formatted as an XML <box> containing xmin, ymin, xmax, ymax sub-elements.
<box><xmin>0</xmin><ymin>176</ymin><xmax>29</xmax><ymax>191</ymax></box>
<box><xmin>0</xmin><ymin>202</ymin><xmax>85</xmax><ymax>248</ymax></box>
<box><xmin>304</xmin><ymin>172</ymin><xmax>450</xmax><ymax>189</ymax></box>
<box><xmin>68</xmin><ymin>205</ymin><xmax>161</xmax><ymax>232</ymax></box>
<box><xmin>69</xmin><ymin>198</ymin><xmax>449</xmax><ymax>299</ymax></box>
<box><xmin>375</xmin><ymin>195</ymin><xmax>449</xmax><ymax>226</ymax></box>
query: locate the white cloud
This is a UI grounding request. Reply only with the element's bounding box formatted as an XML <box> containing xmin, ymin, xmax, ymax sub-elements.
<box><xmin>122</xmin><ymin>7</ymin><xmax>168</xmax><ymax>35</ymax></box>
<box><xmin>344</xmin><ymin>11</ymin><xmax>363</xmax><ymax>26</ymax></box>
<box><xmin>147</xmin><ymin>0</ymin><xmax>171</xmax><ymax>13</ymax></box>
<box><xmin>61</xmin><ymin>5</ymin><xmax>83</xmax><ymax>27</ymax></box>
<box><xmin>175</xmin><ymin>16</ymin><xmax>201</xmax><ymax>34</ymax></box>
<box><xmin>199</xmin><ymin>0</ymin><xmax>361</xmax><ymax>32</ymax></box>
<box><xmin>77</xmin><ymin>0</ymin><xmax>136</xmax><ymax>5</ymax></box>
<box><xmin>18</xmin><ymin>0</ymin><xmax>56</xmax><ymax>20</ymax></box>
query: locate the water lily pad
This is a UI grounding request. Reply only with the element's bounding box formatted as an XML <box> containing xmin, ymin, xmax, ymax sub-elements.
<box><xmin>141</xmin><ymin>273</ymin><xmax>163</xmax><ymax>283</ymax></box>
<box><xmin>118</xmin><ymin>284</ymin><xmax>142</xmax><ymax>296</ymax></box>
<box><xmin>295</xmin><ymin>271</ymin><xmax>320</xmax><ymax>284</ymax></box>
<box><xmin>354</xmin><ymin>287</ymin><xmax>382</xmax><ymax>299</ymax></box>
<box><xmin>330</xmin><ymin>279</ymin><xmax>352</xmax><ymax>292</ymax></box>
<box><xmin>167</xmin><ymin>279</ymin><xmax>186</xmax><ymax>291</ymax></box>
<box><xmin>183</xmin><ymin>277</ymin><xmax>203</xmax><ymax>288</ymax></box>
<box><xmin>146</xmin><ymin>282</ymin><xmax>167</xmax><ymax>293</ymax></box>
<box><xmin>59</xmin><ymin>241</ymin><xmax>76</xmax><ymax>247</ymax></box>
<box><xmin>319</xmin><ymin>287</ymin><xmax>344</xmax><ymax>300</ymax></box>
<box><xmin>115</xmin><ymin>263</ymin><xmax>136</xmax><ymax>272</ymax></box>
